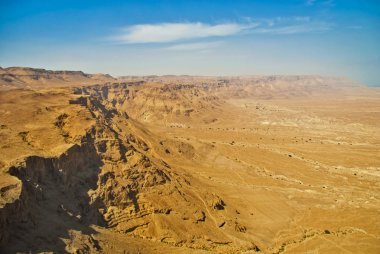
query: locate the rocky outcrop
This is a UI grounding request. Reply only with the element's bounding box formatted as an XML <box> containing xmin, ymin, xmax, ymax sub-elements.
<box><xmin>0</xmin><ymin>67</ymin><xmax>116</xmax><ymax>90</ymax></box>
<box><xmin>0</xmin><ymin>176</ymin><xmax>26</xmax><ymax>246</ymax></box>
<box><xmin>0</xmin><ymin>82</ymin><xmax>256</xmax><ymax>253</ymax></box>
<box><xmin>0</xmin><ymin>134</ymin><xmax>103</xmax><ymax>253</ymax></box>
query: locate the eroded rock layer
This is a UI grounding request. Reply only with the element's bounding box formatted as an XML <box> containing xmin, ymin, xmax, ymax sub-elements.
<box><xmin>0</xmin><ymin>82</ymin><xmax>258</xmax><ymax>253</ymax></box>
<box><xmin>1</xmin><ymin>69</ymin><xmax>379</xmax><ymax>254</ymax></box>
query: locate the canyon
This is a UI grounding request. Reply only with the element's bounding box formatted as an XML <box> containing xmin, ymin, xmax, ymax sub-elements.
<box><xmin>0</xmin><ymin>68</ymin><xmax>379</xmax><ymax>253</ymax></box>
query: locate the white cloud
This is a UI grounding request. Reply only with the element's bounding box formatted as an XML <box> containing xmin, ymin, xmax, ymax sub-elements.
<box><xmin>253</xmin><ymin>22</ymin><xmax>332</xmax><ymax>34</ymax></box>
<box><xmin>165</xmin><ymin>41</ymin><xmax>222</xmax><ymax>51</ymax></box>
<box><xmin>114</xmin><ymin>22</ymin><xmax>254</xmax><ymax>44</ymax></box>
<box><xmin>110</xmin><ymin>18</ymin><xmax>332</xmax><ymax>45</ymax></box>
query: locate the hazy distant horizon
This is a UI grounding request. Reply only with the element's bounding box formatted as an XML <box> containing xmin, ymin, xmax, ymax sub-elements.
<box><xmin>2</xmin><ymin>64</ymin><xmax>380</xmax><ymax>87</ymax></box>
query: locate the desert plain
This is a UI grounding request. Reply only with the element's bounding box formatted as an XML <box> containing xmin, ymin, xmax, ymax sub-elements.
<box><xmin>0</xmin><ymin>67</ymin><xmax>379</xmax><ymax>253</ymax></box>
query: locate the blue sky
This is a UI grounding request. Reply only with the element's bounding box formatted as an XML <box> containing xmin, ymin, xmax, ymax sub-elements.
<box><xmin>0</xmin><ymin>0</ymin><xmax>379</xmax><ymax>86</ymax></box>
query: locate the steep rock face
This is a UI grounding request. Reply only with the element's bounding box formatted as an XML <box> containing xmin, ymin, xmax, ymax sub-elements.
<box><xmin>1</xmin><ymin>136</ymin><xmax>103</xmax><ymax>253</ymax></box>
<box><xmin>79</xmin><ymin>85</ymin><xmax>249</xmax><ymax>251</ymax></box>
<box><xmin>76</xmin><ymin>76</ymin><xmax>361</xmax><ymax>123</ymax></box>
<box><xmin>0</xmin><ymin>83</ymin><xmax>257</xmax><ymax>253</ymax></box>
<box><xmin>78</xmin><ymin>82</ymin><xmax>223</xmax><ymax>122</ymax></box>
<box><xmin>0</xmin><ymin>175</ymin><xmax>26</xmax><ymax>246</ymax></box>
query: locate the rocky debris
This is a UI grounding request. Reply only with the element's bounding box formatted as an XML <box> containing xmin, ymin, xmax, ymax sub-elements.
<box><xmin>210</xmin><ymin>195</ymin><xmax>226</xmax><ymax>210</ymax></box>
<box><xmin>218</xmin><ymin>220</ymin><xmax>226</xmax><ymax>228</ymax></box>
<box><xmin>18</xmin><ymin>131</ymin><xmax>29</xmax><ymax>143</ymax></box>
<box><xmin>64</xmin><ymin>230</ymin><xmax>101</xmax><ymax>254</ymax></box>
<box><xmin>234</xmin><ymin>222</ymin><xmax>247</xmax><ymax>233</ymax></box>
<box><xmin>69</xmin><ymin>96</ymin><xmax>88</xmax><ymax>106</ymax></box>
<box><xmin>193</xmin><ymin>210</ymin><xmax>206</xmax><ymax>223</ymax></box>
<box><xmin>55</xmin><ymin>113</ymin><xmax>69</xmax><ymax>128</ymax></box>
<box><xmin>153</xmin><ymin>207</ymin><xmax>172</xmax><ymax>214</ymax></box>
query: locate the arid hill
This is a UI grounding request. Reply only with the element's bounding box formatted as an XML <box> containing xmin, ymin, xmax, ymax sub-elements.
<box><xmin>1</xmin><ymin>67</ymin><xmax>379</xmax><ymax>253</ymax></box>
<box><xmin>0</xmin><ymin>67</ymin><xmax>116</xmax><ymax>90</ymax></box>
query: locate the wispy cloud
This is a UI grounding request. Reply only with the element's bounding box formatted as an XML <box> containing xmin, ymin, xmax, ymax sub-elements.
<box><xmin>251</xmin><ymin>16</ymin><xmax>332</xmax><ymax>34</ymax></box>
<box><xmin>254</xmin><ymin>21</ymin><xmax>332</xmax><ymax>34</ymax></box>
<box><xmin>305</xmin><ymin>0</ymin><xmax>335</xmax><ymax>7</ymax></box>
<box><xmin>110</xmin><ymin>18</ymin><xmax>333</xmax><ymax>45</ymax></box>
<box><xmin>322</xmin><ymin>0</ymin><xmax>336</xmax><ymax>7</ymax></box>
<box><xmin>165</xmin><ymin>41</ymin><xmax>222</xmax><ymax>51</ymax></box>
<box><xmin>113</xmin><ymin>22</ymin><xmax>256</xmax><ymax>44</ymax></box>
<box><xmin>346</xmin><ymin>25</ymin><xmax>364</xmax><ymax>30</ymax></box>
<box><xmin>306</xmin><ymin>0</ymin><xmax>316</xmax><ymax>6</ymax></box>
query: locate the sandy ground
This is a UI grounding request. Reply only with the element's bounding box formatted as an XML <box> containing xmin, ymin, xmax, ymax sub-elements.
<box><xmin>144</xmin><ymin>95</ymin><xmax>380</xmax><ymax>253</ymax></box>
<box><xmin>0</xmin><ymin>72</ymin><xmax>379</xmax><ymax>253</ymax></box>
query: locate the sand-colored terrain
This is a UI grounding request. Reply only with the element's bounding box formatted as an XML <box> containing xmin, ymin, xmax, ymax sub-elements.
<box><xmin>0</xmin><ymin>67</ymin><xmax>116</xmax><ymax>90</ymax></box>
<box><xmin>0</xmin><ymin>68</ymin><xmax>379</xmax><ymax>253</ymax></box>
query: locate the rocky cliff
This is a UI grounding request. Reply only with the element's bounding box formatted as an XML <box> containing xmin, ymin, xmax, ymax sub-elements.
<box><xmin>0</xmin><ymin>82</ymin><xmax>258</xmax><ymax>253</ymax></box>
